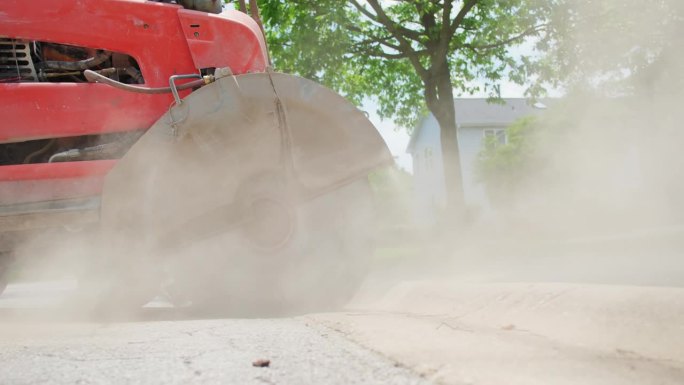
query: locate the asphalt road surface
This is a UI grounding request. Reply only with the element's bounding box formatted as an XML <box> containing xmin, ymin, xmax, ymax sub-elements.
<box><xmin>3</xmin><ymin>279</ymin><xmax>684</xmax><ymax>385</ymax></box>
<box><xmin>0</xmin><ymin>282</ymin><xmax>428</xmax><ymax>385</ymax></box>
<box><xmin>2</xmin><ymin>233</ymin><xmax>684</xmax><ymax>385</ymax></box>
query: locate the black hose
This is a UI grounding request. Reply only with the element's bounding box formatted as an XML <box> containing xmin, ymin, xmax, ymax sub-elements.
<box><xmin>40</xmin><ymin>50</ymin><xmax>112</xmax><ymax>71</ymax></box>
<box><xmin>84</xmin><ymin>70</ymin><xmax>207</xmax><ymax>94</ymax></box>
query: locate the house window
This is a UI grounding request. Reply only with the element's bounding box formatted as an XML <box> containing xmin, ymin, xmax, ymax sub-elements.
<box><xmin>483</xmin><ymin>129</ymin><xmax>507</xmax><ymax>146</ymax></box>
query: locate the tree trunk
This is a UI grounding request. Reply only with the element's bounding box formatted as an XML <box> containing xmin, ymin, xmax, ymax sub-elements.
<box><xmin>424</xmin><ymin>61</ymin><xmax>465</xmax><ymax>224</ymax></box>
<box><xmin>434</xmin><ymin>101</ymin><xmax>465</xmax><ymax>221</ymax></box>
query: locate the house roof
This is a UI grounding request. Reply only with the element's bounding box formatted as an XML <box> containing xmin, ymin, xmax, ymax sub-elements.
<box><xmin>407</xmin><ymin>98</ymin><xmax>548</xmax><ymax>153</ymax></box>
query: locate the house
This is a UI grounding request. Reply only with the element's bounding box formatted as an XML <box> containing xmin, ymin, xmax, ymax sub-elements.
<box><xmin>407</xmin><ymin>98</ymin><xmax>546</xmax><ymax>224</ymax></box>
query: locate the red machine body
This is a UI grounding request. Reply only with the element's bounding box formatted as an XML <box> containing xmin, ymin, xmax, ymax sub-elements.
<box><xmin>0</xmin><ymin>0</ymin><xmax>392</xmax><ymax>307</ymax></box>
<box><xmin>0</xmin><ymin>0</ymin><xmax>268</xmax><ymax>207</ymax></box>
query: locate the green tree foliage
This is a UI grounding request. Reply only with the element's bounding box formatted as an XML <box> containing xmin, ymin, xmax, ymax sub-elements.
<box><xmin>253</xmin><ymin>0</ymin><xmax>558</xmax><ymax>215</ymax></box>
<box><xmin>476</xmin><ymin>115</ymin><xmax>540</xmax><ymax>207</ymax></box>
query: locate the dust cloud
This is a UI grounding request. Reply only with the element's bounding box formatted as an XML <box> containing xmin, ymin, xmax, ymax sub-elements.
<box><xmin>357</xmin><ymin>0</ymin><xmax>684</xmax><ymax>297</ymax></box>
<box><xmin>491</xmin><ymin>0</ymin><xmax>684</xmax><ymax>236</ymax></box>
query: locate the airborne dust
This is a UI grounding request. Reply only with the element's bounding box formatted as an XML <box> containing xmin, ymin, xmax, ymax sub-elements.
<box><xmin>356</xmin><ymin>0</ymin><xmax>684</xmax><ymax>301</ymax></box>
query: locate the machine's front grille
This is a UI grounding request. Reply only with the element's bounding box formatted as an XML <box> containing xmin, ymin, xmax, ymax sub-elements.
<box><xmin>0</xmin><ymin>37</ymin><xmax>38</xmax><ymax>83</ymax></box>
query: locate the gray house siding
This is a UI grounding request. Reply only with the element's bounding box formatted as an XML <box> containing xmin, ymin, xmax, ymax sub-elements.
<box><xmin>409</xmin><ymin>114</ymin><xmax>447</xmax><ymax>225</ymax></box>
<box><xmin>458</xmin><ymin>126</ymin><xmax>491</xmax><ymax>211</ymax></box>
<box><xmin>408</xmin><ymin>98</ymin><xmax>546</xmax><ymax>224</ymax></box>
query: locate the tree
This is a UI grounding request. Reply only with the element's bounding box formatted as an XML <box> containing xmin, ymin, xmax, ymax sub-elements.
<box><xmin>253</xmin><ymin>0</ymin><xmax>556</xmax><ymax>219</ymax></box>
<box><xmin>476</xmin><ymin>115</ymin><xmax>540</xmax><ymax>207</ymax></box>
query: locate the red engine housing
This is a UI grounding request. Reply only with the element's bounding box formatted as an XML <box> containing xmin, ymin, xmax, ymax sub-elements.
<box><xmin>0</xmin><ymin>0</ymin><xmax>268</xmax><ymax>210</ymax></box>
